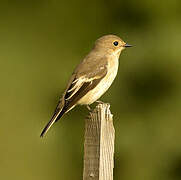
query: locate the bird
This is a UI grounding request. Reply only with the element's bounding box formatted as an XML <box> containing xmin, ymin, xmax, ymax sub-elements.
<box><xmin>40</xmin><ymin>34</ymin><xmax>132</xmax><ymax>137</ymax></box>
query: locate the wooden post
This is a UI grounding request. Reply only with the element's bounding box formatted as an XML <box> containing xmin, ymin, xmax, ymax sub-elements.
<box><xmin>83</xmin><ymin>103</ymin><xmax>115</xmax><ymax>180</ymax></box>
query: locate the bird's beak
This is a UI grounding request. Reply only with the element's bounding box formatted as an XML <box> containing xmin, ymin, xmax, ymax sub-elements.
<box><xmin>124</xmin><ymin>43</ymin><xmax>132</xmax><ymax>48</ymax></box>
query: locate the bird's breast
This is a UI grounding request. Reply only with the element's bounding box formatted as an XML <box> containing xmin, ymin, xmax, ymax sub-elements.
<box><xmin>77</xmin><ymin>56</ymin><xmax>119</xmax><ymax>105</ymax></box>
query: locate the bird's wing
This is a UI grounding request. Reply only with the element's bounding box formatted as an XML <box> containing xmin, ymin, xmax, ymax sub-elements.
<box><xmin>40</xmin><ymin>56</ymin><xmax>108</xmax><ymax>137</ymax></box>
<box><xmin>62</xmin><ymin>56</ymin><xmax>108</xmax><ymax>112</ymax></box>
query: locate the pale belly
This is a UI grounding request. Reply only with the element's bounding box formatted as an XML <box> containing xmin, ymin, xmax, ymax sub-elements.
<box><xmin>77</xmin><ymin>58</ymin><xmax>119</xmax><ymax>105</ymax></box>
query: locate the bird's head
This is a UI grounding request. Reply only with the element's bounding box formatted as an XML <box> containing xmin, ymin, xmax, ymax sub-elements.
<box><xmin>94</xmin><ymin>34</ymin><xmax>132</xmax><ymax>57</ymax></box>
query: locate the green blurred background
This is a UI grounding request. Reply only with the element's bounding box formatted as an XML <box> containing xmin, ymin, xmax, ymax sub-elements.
<box><xmin>0</xmin><ymin>0</ymin><xmax>181</xmax><ymax>180</ymax></box>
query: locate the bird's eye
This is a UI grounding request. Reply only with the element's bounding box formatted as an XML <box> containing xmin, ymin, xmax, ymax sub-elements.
<box><xmin>113</xmin><ymin>41</ymin><xmax>119</xmax><ymax>46</ymax></box>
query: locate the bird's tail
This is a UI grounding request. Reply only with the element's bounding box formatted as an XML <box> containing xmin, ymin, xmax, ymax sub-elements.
<box><xmin>40</xmin><ymin>107</ymin><xmax>65</xmax><ymax>138</ymax></box>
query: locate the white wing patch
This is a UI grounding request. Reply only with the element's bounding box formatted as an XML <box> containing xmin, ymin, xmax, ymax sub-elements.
<box><xmin>64</xmin><ymin>64</ymin><xmax>107</xmax><ymax>101</ymax></box>
<box><xmin>65</xmin><ymin>77</ymin><xmax>87</xmax><ymax>100</ymax></box>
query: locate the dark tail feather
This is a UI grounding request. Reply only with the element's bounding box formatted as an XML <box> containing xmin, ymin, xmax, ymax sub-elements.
<box><xmin>40</xmin><ymin>108</ymin><xmax>65</xmax><ymax>138</ymax></box>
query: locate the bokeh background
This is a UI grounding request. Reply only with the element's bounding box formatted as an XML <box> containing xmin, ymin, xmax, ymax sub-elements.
<box><xmin>0</xmin><ymin>0</ymin><xmax>181</xmax><ymax>180</ymax></box>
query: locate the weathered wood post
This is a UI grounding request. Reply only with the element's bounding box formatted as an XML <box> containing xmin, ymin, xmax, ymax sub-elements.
<box><xmin>83</xmin><ymin>103</ymin><xmax>115</xmax><ymax>180</ymax></box>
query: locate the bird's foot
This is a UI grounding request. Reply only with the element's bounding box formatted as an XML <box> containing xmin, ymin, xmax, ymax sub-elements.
<box><xmin>96</xmin><ymin>100</ymin><xmax>105</xmax><ymax>104</ymax></box>
<box><xmin>96</xmin><ymin>100</ymin><xmax>110</xmax><ymax>108</ymax></box>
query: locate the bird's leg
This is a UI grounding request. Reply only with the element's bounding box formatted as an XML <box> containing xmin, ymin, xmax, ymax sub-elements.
<box><xmin>86</xmin><ymin>105</ymin><xmax>91</xmax><ymax>111</ymax></box>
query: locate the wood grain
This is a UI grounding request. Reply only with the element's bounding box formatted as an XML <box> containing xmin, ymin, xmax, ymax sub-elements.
<box><xmin>83</xmin><ymin>103</ymin><xmax>115</xmax><ymax>180</ymax></box>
